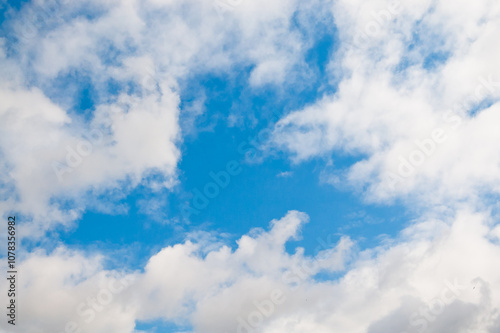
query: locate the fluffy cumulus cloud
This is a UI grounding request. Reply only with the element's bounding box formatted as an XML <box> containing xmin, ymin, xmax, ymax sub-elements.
<box><xmin>1</xmin><ymin>210</ymin><xmax>500</xmax><ymax>332</ymax></box>
<box><xmin>271</xmin><ymin>0</ymin><xmax>500</xmax><ymax>206</ymax></box>
<box><xmin>2</xmin><ymin>0</ymin><xmax>500</xmax><ymax>332</ymax></box>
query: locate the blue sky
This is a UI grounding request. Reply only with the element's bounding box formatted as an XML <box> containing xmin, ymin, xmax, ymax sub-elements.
<box><xmin>2</xmin><ymin>0</ymin><xmax>500</xmax><ymax>332</ymax></box>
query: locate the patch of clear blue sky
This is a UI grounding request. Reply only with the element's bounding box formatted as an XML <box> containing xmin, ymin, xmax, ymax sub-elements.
<box><xmin>135</xmin><ymin>319</ymin><xmax>191</xmax><ymax>333</ymax></box>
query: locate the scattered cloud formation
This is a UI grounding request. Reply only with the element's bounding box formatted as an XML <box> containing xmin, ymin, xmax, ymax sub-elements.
<box><xmin>0</xmin><ymin>0</ymin><xmax>320</xmax><ymax>234</ymax></box>
<box><xmin>1</xmin><ymin>0</ymin><xmax>499</xmax><ymax>332</ymax></box>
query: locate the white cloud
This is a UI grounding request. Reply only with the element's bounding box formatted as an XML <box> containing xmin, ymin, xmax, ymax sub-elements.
<box><xmin>1</xmin><ymin>210</ymin><xmax>499</xmax><ymax>332</ymax></box>
<box><xmin>277</xmin><ymin>171</ymin><xmax>293</xmax><ymax>178</ymax></box>
<box><xmin>271</xmin><ymin>0</ymin><xmax>500</xmax><ymax>206</ymax></box>
<box><xmin>0</xmin><ymin>75</ymin><xmax>181</xmax><ymax>235</ymax></box>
